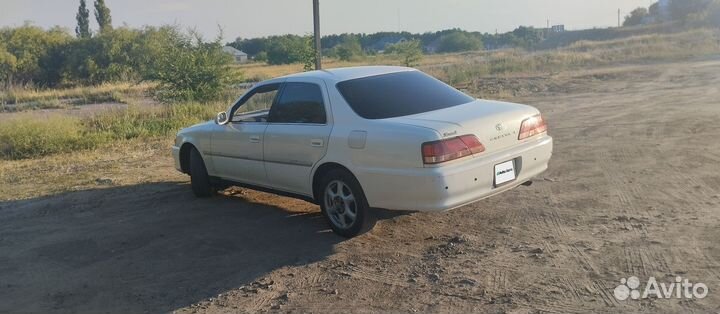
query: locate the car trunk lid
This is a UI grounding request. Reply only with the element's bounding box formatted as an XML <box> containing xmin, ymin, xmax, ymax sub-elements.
<box><xmin>386</xmin><ymin>99</ymin><xmax>539</xmax><ymax>154</ymax></box>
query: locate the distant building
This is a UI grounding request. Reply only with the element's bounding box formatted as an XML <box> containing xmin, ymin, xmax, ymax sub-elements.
<box><xmin>222</xmin><ymin>46</ymin><xmax>248</xmax><ymax>63</ymax></box>
<box><xmin>551</xmin><ymin>25</ymin><xmax>565</xmax><ymax>33</ymax></box>
<box><xmin>370</xmin><ymin>36</ymin><xmax>407</xmax><ymax>53</ymax></box>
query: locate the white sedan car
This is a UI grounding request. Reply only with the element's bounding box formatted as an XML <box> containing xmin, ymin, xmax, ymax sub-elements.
<box><xmin>173</xmin><ymin>66</ymin><xmax>553</xmax><ymax>237</ymax></box>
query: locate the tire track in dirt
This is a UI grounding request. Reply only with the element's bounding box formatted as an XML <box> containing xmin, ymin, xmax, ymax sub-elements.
<box><xmin>693</xmin><ymin>247</ymin><xmax>720</xmax><ymax>282</ymax></box>
<box><xmin>591</xmin><ymin>279</ymin><xmax>621</xmax><ymax>308</ymax></box>
<box><xmin>341</xmin><ymin>264</ymin><xmax>410</xmax><ymax>288</ymax></box>
<box><xmin>486</xmin><ymin>268</ymin><xmax>508</xmax><ymax>292</ymax></box>
<box><xmin>570</xmin><ymin>243</ymin><xmax>599</xmax><ymax>274</ymax></box>
<box><xmin>520</xmin><ymin>198</ymin><xmax>568</xmax><ymax>239</ymax></box>
<box><xmin>597</xmin><ymin>152</ymin><xmax>650</xmax><ymax>238</ymax></box>
<box><xmin>623</xmin><ymin>246</ymin><xmax>672</xmax><ymax>277</ymax></box>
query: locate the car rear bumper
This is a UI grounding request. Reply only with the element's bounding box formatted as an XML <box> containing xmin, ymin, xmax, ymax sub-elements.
<box><xmin>359</xmin><ymin>135</ymin><xmax>553</xmax><ymax>212</ymax></box>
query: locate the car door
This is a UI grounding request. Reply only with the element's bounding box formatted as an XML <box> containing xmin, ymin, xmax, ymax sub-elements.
<box><xmin>263</xmin><ymin>79</ymin><xmax>333</xmax><ymax>195</ymax></box>
<box><xmin>210</xmin><ymin>83</ymin><xmax>281</xmax><ymax>185</ymax></box>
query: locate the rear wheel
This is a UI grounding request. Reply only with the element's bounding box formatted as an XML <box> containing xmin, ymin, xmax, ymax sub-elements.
<box><xmin>189</xmin><ymin>147</ymin><xmax>214</xmax><ymax>198</ymax></box>
<box><xmin>319</xmin><ymin>169</ymin><xmax>375</xmax><ymax>238</ymax></box>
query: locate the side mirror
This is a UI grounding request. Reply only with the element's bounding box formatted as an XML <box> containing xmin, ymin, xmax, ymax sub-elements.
<box><xmin>216</xmin><ymin>111</ymin><xmax>229</xmax><ymax>125</ymax></box>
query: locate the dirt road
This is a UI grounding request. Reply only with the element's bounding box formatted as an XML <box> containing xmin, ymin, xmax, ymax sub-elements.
<box><xmin>2</xmin><ymin>58</ymin><xmax>720</xmax><ymax>313</ymax></box>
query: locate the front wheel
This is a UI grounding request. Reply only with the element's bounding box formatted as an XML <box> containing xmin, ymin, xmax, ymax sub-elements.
<box><xmin>189</xmin><ymin>147</ymin><xmax>214</xmax><ymax>198</ymax></box>
<box><xmin>319</xmin><ymin>169</ymin><xmax>375</xmax><ymax>238</ymax></box>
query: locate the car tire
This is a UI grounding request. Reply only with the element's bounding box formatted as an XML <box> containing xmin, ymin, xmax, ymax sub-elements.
<box><xmin>189</xmin><ymin>147</ymin><xmax>214</xmax><ymax>198</ymax></box>
<box><xmin>319</xmin><ymin>169</ymin><xmax>375</xmax><ymax>238</ymax></box>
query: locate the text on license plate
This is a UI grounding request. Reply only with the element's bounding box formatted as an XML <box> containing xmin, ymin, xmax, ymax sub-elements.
<box><xmin>494</xmin><ymin>160</ymin><xmax>516</xmax><ymax>186</ymax></box>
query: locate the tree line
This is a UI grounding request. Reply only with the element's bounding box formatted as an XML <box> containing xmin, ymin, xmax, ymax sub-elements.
<box><xmin>4</xmin><ymin>0</ymin><xmax>718</xmax><ymax>96</ymax></box>
<box><xmin>0</xmin><ymin>0</ymin><xmax>238</xmax><ymax>102</ymax></box>
<box><xmin>624</xmin><ymin>0</ymin><xmax>720</xmax><ymax>27</ymax></box>
<box><xmin>229</xmin><ymin>27</ymin><xmax>548</xmax><ymax>65</ymax></box>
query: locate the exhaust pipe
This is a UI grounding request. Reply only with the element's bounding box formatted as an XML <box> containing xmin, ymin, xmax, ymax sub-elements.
<box><xmin>521</xmin><ymin>180</ymin><xmax>533</xmax><ymax>187</ymax></box>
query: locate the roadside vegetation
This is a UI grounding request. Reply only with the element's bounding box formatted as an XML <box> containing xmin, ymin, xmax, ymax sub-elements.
<box><xmin>1</xmin><ymin>0</ymin><xmax>720</xmax><ymax>162</ymax></box>
<box><xmin>0</xmin><ymin>101</ymin><xmax>225</xmax><ymax>160</ymax></box>
<box><xmin>430</xmin><ymin>28</ymin><xmax>720</xmax><ymax>86</ymax></box>
<box><xmin>4</xmin><ymin>27</ymin><xmax>719</xmax><ymax>161</ymax></box>
<box><xmin>0</xmin><ymin>0</ymin><xmax>240</xmax><ymax>101</ymax></box>
<box><xmin>0</xmin><ymin>82</ymin><xmax>151</xmax><ymax>111</ymax></box>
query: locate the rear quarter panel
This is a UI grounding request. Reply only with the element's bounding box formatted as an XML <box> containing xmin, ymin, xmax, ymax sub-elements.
<box><xmin>314</xmin><ymin>83</ymin><xmax>441</xmax><ymax>206</ymax></box>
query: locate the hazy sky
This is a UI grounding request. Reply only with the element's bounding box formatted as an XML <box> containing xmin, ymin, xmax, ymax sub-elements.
<box><xmin>1</xmin><ymin>0</ymin><xmax>656</xmax><ymax>40</ymax></box>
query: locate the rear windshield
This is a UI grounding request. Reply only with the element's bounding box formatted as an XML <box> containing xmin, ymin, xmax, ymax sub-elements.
<box><xmin>336</xmin><ymin>71</ymin><xmax>474</xmax><ymax>119</ymax></box>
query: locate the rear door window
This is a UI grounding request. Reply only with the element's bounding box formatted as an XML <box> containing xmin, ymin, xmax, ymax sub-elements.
<box><xmin>336</xmin><ymin>71</ymin><xmax>474</xmax><ymax>119</ymax></box>
<box><xmin>268</xmin><ymin>83</ymin><xmax>327</xmax><ymax>124</ymax></box>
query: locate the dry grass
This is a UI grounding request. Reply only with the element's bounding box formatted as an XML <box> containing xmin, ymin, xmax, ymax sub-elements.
<box><xmin>428</xmin><ymin>28</ymin><xmax>720</xmax><ymax>86</ymax></box>
<box><xmin>0</xmin><ymin>82</ymin><xmax>153</xmax><ymax>111</ymax></box>
<box><xmin>238</xmin><ymin>29</ymin><xmax>720</xmax><ymax>88</ymax></box>
<box><xmin>0</xmin><ymin>138</ymin><xmax>181</xmax><ymax>200</ymax></box>
<box><xmin>0</xmin><ymin>101</ymin><xmax>225</xmax><ymax>160</ymax></box>
<box><xmin>0</xmin><ymin>114</ymin><xmax>104</xmax><ymax>159</ymax></box>
<box><xmin>237</xmin><ymin>53</ymin><xmax>475</xmax><ymax>81</ymax></box>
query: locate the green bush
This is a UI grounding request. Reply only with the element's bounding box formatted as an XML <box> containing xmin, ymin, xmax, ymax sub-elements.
<box><xmin>264</xmin><ymin>35</ymin><xmax>315</xmax><ymax>67</ymax></box>
<box><xmin>331</xmin><ymin>35</ymin><xmax>364</xmax><ymax>61</ymax></box>
<box><xmin>154</xmin><ymin>30</ymin><xmax>240</xmax><ymax>102</ymax></box>
<box><xmin>62</xmin><ymin>27</ymin><xmax>142</xmax><ymax>85</ymax></box>
<box><xmin>437</xmin><ymin>31</ymin><xmax>483</xmax><ymax>53</ymax></box>
<box><xmin>385</xmin><ymin>40</ymin><xmax>423</xmax><ymax>67</ymax></box>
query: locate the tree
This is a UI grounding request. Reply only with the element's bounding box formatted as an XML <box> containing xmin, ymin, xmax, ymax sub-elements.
<box><xmin>75</xmin><ymin>0</ymin><xmax>91</xmax><ymax>38</ymax></box>
<box><xmin>229</xmin><ymin>37</ymin><xmax>266</xmax><ymax>57</ymax></box>
<box><xmin>0</xmin><ymin>47</ymin><xmax>17</xmax><ymax>88</ymax></box>
<box><xmin>385</xmin><ymin>40</ymin><xmax>423</xmax><ymax>67</ymax></box>
<box><xmin>624</xmin><ymin>7</ymin><xmax>649</xmax><ymax>26</ymax></box>
<box><xmin>94</xmin><ymin>0</ymin><xmax>112</xmax><ymax>33</ymax></box>
<box><xmin>649</xmin><ymin>2</ymin><xmax>661</xmax><ymax>17</ymax></box>
<box><xmin>0</xmin><ymin>24</ymin><xmax>72</xmax><ymax>86</ymax></box>
<box><xmin>265</xmin><ymin>35</ymin><xmax>312</xmax><ymax>65</ymax></box>
<box><xmin>708</xmin><ymin>0</ymin><xmax>720</xmax><ymax>26</ymax></box>
<box><xmin>301</xmin><ymin>35</ymin><xmax>316</xmax><ymax>71</ymax></box>
<box><xmin>670</xmin><ymin>0</ymin><xmax>711</xmax><ymax>21</ymax></box>
<box><xmin>62</xmin><ymin>27</ymin><xmax>140</xmax><ymax>84</ymax></box>
<box><xmin>511</xmin><ymin>26</ymin><xmax>543</xmax><ymax>49</ymax></box>
<box><xmin>437</xmin><ymin>31</ymin><xmax>483</xmax><ymax>53</ymax></box>
<box><xmin>253</xmin><ymin>51</ymin><xmax>268</xmax><ymax>62</ymax></box>
<box><xmin>332</xmin><ymin>35</ymin><xmax>363</xmax><ymax>61</ymax></box>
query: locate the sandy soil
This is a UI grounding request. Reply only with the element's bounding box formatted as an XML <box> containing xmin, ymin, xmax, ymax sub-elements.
<box><xmin>2</xmin><ymin>58</ymin><xmax>720</xmax><ymax>313</ymax></box>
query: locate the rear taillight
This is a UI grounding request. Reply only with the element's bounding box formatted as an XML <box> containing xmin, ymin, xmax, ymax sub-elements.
<box><xmin>518</xmin><ymin>114</ymin><xmax>547</xmax><ymax>140</ymax></box>
<box><xmin>422</xmin><ymin>135</ymin><xmax>485</xmax><ymax>165</ymax></box>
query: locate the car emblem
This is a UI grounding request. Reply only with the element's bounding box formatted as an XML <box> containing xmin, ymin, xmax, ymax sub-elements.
<box><xmin>495</xmin><ymin>123</ymin><xmax>504</xmax><ymax>131</ymax></box>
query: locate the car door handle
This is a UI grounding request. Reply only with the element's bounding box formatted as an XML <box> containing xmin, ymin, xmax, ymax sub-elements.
<box><xmin>310</xmin><ymin>139</ymin><xmax>324</xmax><ymax>147</ymax></box>
<box><xmin>249</xmin><ymin>136</ymin><xmax>261</xmax><ymax>143</ymax></box>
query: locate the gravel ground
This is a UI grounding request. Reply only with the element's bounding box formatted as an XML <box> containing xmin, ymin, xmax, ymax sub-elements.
<box><xmin>1</xmin><ymin>58</ymin><xmax>720</xmax><ymax>313</ymax></box>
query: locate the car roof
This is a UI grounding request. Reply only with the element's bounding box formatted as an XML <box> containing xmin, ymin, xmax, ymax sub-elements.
<box><xmin>278</xmin><ymin>66</ymin><xmax>416</xmax><ymax>83</ymax></box>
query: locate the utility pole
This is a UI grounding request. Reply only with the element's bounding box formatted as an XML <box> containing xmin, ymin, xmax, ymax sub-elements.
<box><xmin>618</xmin><ymin>8</ymin><xmax>621</xmax><ymax>27</ymax></box>
<box><xmin>313</xmin><ymin>0</ymin><xmax>322</xmax><ymax>70</ymax></box>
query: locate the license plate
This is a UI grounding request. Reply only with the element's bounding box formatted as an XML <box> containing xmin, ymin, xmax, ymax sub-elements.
<box><xmin>494</xmin><ymin>160</ymin><xmax>516</xmax><ymax>186</ymax></box>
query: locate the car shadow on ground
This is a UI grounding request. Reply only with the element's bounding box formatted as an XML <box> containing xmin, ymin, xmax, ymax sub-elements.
<box><xmin>0</xmin><ymin>182</ymin><xmax>344</xmax><ymax>313</ymax></box>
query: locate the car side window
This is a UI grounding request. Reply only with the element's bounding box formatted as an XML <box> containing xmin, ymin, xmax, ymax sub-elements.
<box><xmin>231</xmin><ymin>84</ymin><xmax>280</xmax><ymax>123</ymax></box>
<box><xmin>268</xmin><ymin>83</ymin><xmax>327</xmax><ymax>124</ymax></box>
